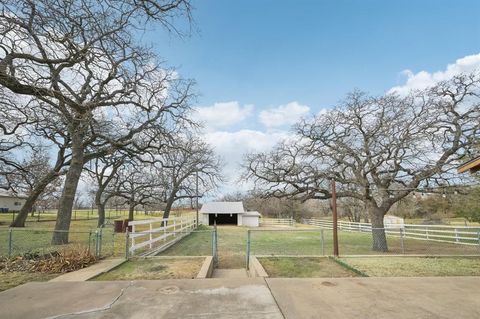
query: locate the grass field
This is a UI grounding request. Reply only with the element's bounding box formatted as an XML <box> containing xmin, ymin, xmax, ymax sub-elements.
<box><xmin>339</xmin><ymin>256</ymin><xmax>480</xmax><ymax>277</ymax></box>
<box><xmin>0</xmin><ymin>210</ymin><xmax>194</xmax><ymax>258</ymax></box>
<box><xmin>0</xmin><ymin>272</ymin><xmax>58</xmax><ymax>292</ymax></box>
<box><xmin>259</xmin><ymin>257</ymin><xmax>358</xmax><ymax>278</ymax></box>
<box><xmin>93</xmin><ymin>257</ymin><xmax>203</xmax><ymax>281</ymax></box>
<box><xmin>158</xmin><ymin>225</ymin><xmax>480</xmax><ymax>269</ymax></box>
<box><xmin>0</xmin><ymin>209</ymin><xmax>194</xmax><ymax>229</ymax></box>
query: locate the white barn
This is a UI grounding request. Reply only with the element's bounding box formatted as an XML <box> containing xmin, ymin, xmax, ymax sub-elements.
<box><xmin>200</xmin><ymin>201</ymin><xmax>261</xmax><ymax>227</ymax></box>
<box><xmin>0</xmin><ymin>190</ymin><xmax>27</xmax><ymax>213</ymax></box>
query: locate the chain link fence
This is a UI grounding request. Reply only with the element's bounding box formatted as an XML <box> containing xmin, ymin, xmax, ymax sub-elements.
<box><xmin>153</xmin><ymin>229</ymin><xmax>218</xmax><ymax>264</ymax></box>
<box><xmin>0</xmin><ymin>227</ymin><xmax>117</xmax><ymax>259</ymax></box>
<box><xmin>246</xmin><ymin>225</ymin><xmax>480</xmax><ymax>267</ymax></box>
<box><xmin>247</xmin><ymin>229</ymin><xmax>328</xmax><ymax>268</ymax></box>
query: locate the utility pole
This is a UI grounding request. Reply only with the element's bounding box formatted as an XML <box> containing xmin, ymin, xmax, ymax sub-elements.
<box><xmin>195</xmin><ymin>170</ymin><xmax>199</xmax><ymax>227</ymax></box>
<box><xmin>331</xmin><ymin>179</ymin><xmax>339</xmax><ymax>256</ymax></box>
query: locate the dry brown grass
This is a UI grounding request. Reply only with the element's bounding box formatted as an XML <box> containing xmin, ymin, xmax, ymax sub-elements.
<box><xmin>0</xmin><ymin>245</ymin><xmax>96</xmax><ymax>274</ymax></box>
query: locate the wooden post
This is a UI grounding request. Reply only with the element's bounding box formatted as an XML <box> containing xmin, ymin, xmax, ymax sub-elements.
<box><xmin>163</xmin><ymin>220</ymin><xmax>167</xmax><ymax>241</ymax></box>
<box><xmin>149</xmin><ymin>222</ymin><xmax>153</xmax><ymax>249</ymax></box>
<box><xmin>331</xmin><ymin>179</ymin><xmax>339</xmax><ymax>257</ymax></box>
<box><xmin>196</xmin><ymin>170</ymin><xmax>199</xmax><ymax>228</ymax></box>
<box><xmin>131</xmin><ymin>224</ymin><xmax>135</xmax><ymax>251</ymax></box>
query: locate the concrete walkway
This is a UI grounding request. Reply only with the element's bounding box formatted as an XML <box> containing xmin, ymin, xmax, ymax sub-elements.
<box><xmin>0</xmin><ymin>278</ymin><xmax>282</xmax><ymax>319</ymax></box>
<box><xmin>267</xmin><ymin>277</ymin><xmax>480</xmax><ymax>319</ymax></box>
<box><xmin>50</xmin><ymin>258</ymin><xmax>125</xmax><ymax>282</ymax></box>
<box><xmin>1</xmin><ymin>277</ymin><xmax>479</xmax><ymax>318</ymax></box>
<box><xmin>212</xmin><ymin>268</ymin><xmax>248</xmax><ymax>278</ymax></box>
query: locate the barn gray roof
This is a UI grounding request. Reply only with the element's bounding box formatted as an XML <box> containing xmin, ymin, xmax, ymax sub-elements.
<box><xmin>200</xmin><ymin>201</ymin><xmax>245</xmax><ymax>214</ymax></box>
<box><xmin>243</xmin><ymin>211</ymin><xmax>261</xmax><ymax>217</ymax></box>
<box><xmin>0</xmin><ymin>190</ymin><xmax>28</xmax><ymax>198</ymax></box>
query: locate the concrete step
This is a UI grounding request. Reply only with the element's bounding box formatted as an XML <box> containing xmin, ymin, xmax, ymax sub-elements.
<box><xmin>211</xmin><ymin>268</ymin><xmax>248</xmax><ymax>278</ymax></box>
<box><xmin>50</xmin><ymin>258</ymin><xmax>125</xmax><ymax>282</ymax></box>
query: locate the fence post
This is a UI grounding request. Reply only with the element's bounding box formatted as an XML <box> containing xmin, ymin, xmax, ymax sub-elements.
<box><xmin>455</xmin><ymin>228</ymin><xmax>459</xmax><ymax>243</ymax></box>
<box><xmin>214</xmin><ymin>223</ymin><xmax>218</xmax><ymax>263</ymax></box>
<box><xmin>246</xmin><ymin>230</ymin><xmax>251</xmax><ymax>270</ymax></box>
<box><xmin>94</xmin><ymin>230</ymin><xmax>99</xmax><ymax>257</ymax></box>
<box><xmin>164</xmin><ymin>222</ymin><xmax>167</xmax><ymax>242</ymax></box>
<box><xmin>125</xmin><ymin>229</ymin><xmax>130</xmax><ymax>259</ymax></box>
<box><xmin>320</xmin><ymin>229</ymin><xmax>325</xmax><ymax>256</ymax></box>
<box><xmin>8</xmin><ymin>228</ymin><xmax>13</xmax><ymax>258</ymax></box>
<box><xmin>212</xmin><ymin>229</ymin><xmax>216</xmax><ymax>262</ymax></box>
<box><xmin>88</xmin><ymin>231</ymin><xmax>92</xmax><ymax>254</ymax></box>
<box><xmin>425</xmin><ymin>227</ymin><xmax>429</xmax><ymax>240</ymax></box>
<box><xmin>112</xmin><ymin>232</ymin><xmax>115</xmax><ymax>256</ymax></box>
<box><xmin>173</xmin><ymin>220</ymin><xmax>176</xmax><ymax>237</ymax></box>
<box><xmin>98</xmin><ymin>228</ymin><xmax>103</xmax><ymax>257</ymax></box>
<box><xmin>400</xmin><ymin>228</ymin><xmax>405</xmax><ymax>254</ymax></box>
<box><xmin>149</xmin><ymin>223</ymin><xmax>153</xmax><ymax>249</ymax></box>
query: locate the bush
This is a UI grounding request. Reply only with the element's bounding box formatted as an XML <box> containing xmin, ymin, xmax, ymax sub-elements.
<box><xmin>0</xmin><ymin>246</ymin><xmax>96</xmax><ymax>274</ymax></box>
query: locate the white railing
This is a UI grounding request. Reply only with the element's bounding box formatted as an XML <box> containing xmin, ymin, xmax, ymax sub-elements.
<box><xmin>128</xmin><ymin>217</ymin><xmax>196</xmax><ymax>255</ymax></box>
<box><xmin>260</xmin><ymin>217</ymin><xmax>295</xmax><ymax>227</ymax></box>
<box><xmin>302</xmin><ymin>218</ymin><xmax>480</xmax><ymax>246</ymax></box>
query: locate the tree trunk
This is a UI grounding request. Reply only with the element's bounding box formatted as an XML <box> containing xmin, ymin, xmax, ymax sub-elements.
<box><xmin>52</xmin><ymin>126</ymin><xmax>86</xmax><ymax>245</ymax></box>
<box><xmin>371</xmin><ymin>208</ymin><xmax>388</xmax><ymax>252</ymax></box>
<box><xmin>97</xmin><ymin>202</ymin><xmax>106</xmax><ymax>228</ymax></box>
<box><xmin>128</xmin><ymin>203</ymin><xmax>135</xmax><ymax>221</ymax></box>
<box><xmin>162</xmin><ymin>194</ymin><xmax>176</xmax><ymax>220</ymax></box>
<box><xmin>11</xmin><ymin>172</ymin><xmax>58</xmax><ymax>227</ymax></box>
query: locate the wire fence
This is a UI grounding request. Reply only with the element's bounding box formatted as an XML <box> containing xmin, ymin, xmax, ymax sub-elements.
<box><xmin>246</xmin><ymin>225</ymin><xmax>480</xmax><ymax>267</ymax></box>
<box><xmin>0</xmin><ymin>227</ymin><xmax>117</xmax><ymax>259</ymax></box>
<box><xmin>151</xmin><ymin>229</ymin><xmax>218</xmax><ymax>265</ymax></box>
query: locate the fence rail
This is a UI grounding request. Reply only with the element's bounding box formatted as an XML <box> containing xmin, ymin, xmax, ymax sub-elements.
<box><xmin>127</xmin><ymin>217</ymin><xmax>196</xmax><ymax>256</ymax></box>
<box><xmin>260</xmin><ymin>217</ymin><xmax>295</xmax><ymax>227</ymax></box>
<box><xmin>302</xmin><ymin>218</ymin><xmax>480</xmax><ymax>246</ymax></box>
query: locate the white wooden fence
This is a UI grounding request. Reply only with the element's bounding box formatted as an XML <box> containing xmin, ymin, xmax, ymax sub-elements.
<box><xmin>302</xmin><ymin>218</ymin><xmax>480</xmax><ymax>246</ymax></box>
<box><xmin>260</xmin><ymin>217</ymin><xmax>295</xmax><ymax>227</ymax></box>
<box><xmin>128</xmin><ymin>217</ymin><xmax>196</xmax><ymax>255</ymax></box>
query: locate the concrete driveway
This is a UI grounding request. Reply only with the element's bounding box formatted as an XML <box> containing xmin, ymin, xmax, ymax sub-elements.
<box><xmin>0</xmin><ymin>277</ymin><xmax>479</xmax><ymax>318</ymax></box>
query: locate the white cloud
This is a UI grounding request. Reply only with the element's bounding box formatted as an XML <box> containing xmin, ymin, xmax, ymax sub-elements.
<box><xmin>389</xmin><ymin>53</ymin><xmax>480</xmax><ymax>95</ymax></box>
<box><xmin>259</xmin><ymin>101</ymin><xmax>310</xmax><ymax>128</ymax></box>
<box><xmin>194</xmin><ymin>101</ymin><xmax>253</xmax><ymax>129</ymax></box>
<box><xmin>203</xmin><ymin>129</ymin><xmax>288</xmax><ymax>194</ymax></box>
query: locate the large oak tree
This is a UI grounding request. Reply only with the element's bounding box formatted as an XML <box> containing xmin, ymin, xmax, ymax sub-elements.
<box><xmin>0</xmin><ymin>0</ymin><xmax>194</xmax><ymax>243</ymax></box>
<box><xmin>245</xmin><ymin>73</ymin><xmax>480</xmax><ymax>251</ymax></box>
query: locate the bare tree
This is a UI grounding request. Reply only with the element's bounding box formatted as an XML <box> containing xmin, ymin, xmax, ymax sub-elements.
<box><xmin>8</xmin><ymin>108</ymin><xmax>72</xmax><ymax>227</ymax></box>
<box><xmin>158</xmin><ymin>137</ymin><xmax>223</xmax><ymax>220</ymax></box>
<box><xmin>114</xmin><ymin>160</ymin><xmax>164</xmax><ymax>220</ymax></box>
<box><xmin>7</xmin><ymin>148</ymin><xmax>64</xmax><ymax>226</ymax></box>
<box><xmin>245</xmin><ymin>73</ymin><xmax>480</xmax><ymax>251</ymax></box>
<box><xmin>85</xmin><ymin>154</ymin><xmax>127</xmax><ymax>227</ymax></box>
<box><xmin>0</xmin><ymin>0</ymin><xmax>194</xmax><ymax>243</ymax></box>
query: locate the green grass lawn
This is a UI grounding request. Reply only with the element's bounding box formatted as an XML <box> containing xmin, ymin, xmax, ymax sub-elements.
<box><xmin>93</xmin><ymin>257</ymin><xmax>203</xmax><ymax>281</ymax></box>
<box><xmin>340</xmin><ymin>256</ymin><xmax>480</xmax><ymax>277</ymax></box>
<box><xmin>159</xmin><ymin>226</ymin><xmax>246</xmax><ymax>268</ymax></box>
<box><xmin>259</xmin><ymin>257</ymin><xmax>358</xmax><ymax>278</ymax></box>
<box><xmin>159</xmin><ymin>225</ymin><xmax>480</xmax><ymax>269</ymax></box>
<box><xmin>0</xmin><ymin>272</ymin><xmax>58</xmax><ymax>292</ymax></box>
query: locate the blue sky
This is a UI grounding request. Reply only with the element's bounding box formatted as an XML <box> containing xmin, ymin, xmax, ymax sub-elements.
<box><xmin>150</xmin><ymin>0</ymin><xmax>480</xmax><ymax>113</ymax></box>
<box><xmin>145</xmin><ymin>0</ymin><xmax>480</xmax><ymax>194</ymax></box>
